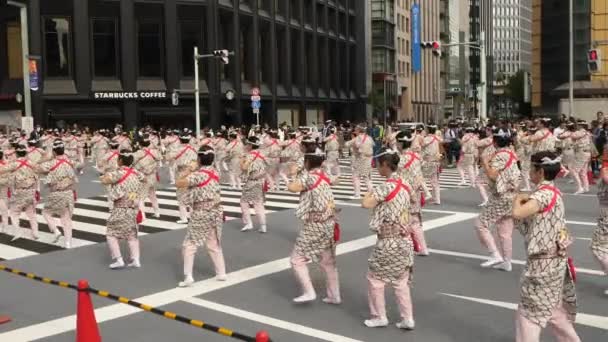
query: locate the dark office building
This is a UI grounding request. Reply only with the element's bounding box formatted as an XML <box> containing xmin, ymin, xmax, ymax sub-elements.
<box><xmin>469</xmin><ymin>0</ymin><xmax>493</xmax><ymax>115</ymax></box>
<box><xmin>0</xmin><ymin>0</ymin><xmax>368</xmax><ymax>129</ymax></box>
<box><xmin>532</xmin><ymin>0</ymin><xmax>591</xmax><ymax>112</ymax></box>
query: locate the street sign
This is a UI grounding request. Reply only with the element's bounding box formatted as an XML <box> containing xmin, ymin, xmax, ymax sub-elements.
<box><xmin>252</xmin><ymin>101</ymin><xmax>261</xmax><ymax>109</ymax></box>
<box><xmin>21</xmin><ymin>117</ymin><xmax>33</xmax><ymax>134</ymax></box>
<box><xmin>226</xmin><ymin>90</ymin><xmax>235</xmax><ymax>100</ymax></box>
<box><xmin>253</xmin><ymin>108</ymin><xmax>260</xmax><ymax>114</ymax></box>
<box><xmin>251</xmin><ymin>87</ymin><xmax>260</xmax><ymax>96</ymax></box>
<box><xmin>250</xmin><ymin>95</ymin><xmax>261</xmax><ymax>102</ymax></box>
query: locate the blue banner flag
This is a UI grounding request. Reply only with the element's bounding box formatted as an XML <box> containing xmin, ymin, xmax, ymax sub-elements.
<box><xmin>411</xmin><ymin>3</ymin><xmax>421</xmax><ymax>73</ymax></box>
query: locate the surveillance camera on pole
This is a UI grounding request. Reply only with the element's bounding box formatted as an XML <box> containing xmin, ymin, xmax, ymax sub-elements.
<box><xmin>171</xmin><ymin>90</ymin><xmax>179</xmax><ymax>106</ymax></box>
<box><xmin>213</xmin><ymin>49</ymin><xmax>230</xmax><ymax>65</ymax></box>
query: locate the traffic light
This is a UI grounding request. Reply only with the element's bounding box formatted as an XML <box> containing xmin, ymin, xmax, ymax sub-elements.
<box><xmin>421</xmin><ymin>41</ymin><xmax>442</xmax><ymax>57</ymax></box>
<box><xmin>213</xmin><ymin>50</ymin><xmax>230</xmax><ymax>65</ymax></box>
<box><xmin>588</xmin><ymin>48</ymin><xmax>601</xmax><ymax>73</ymax></box>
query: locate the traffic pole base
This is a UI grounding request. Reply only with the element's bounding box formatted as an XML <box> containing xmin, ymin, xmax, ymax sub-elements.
<box><xmin>0</xmin><ymin>315</ymin><xmax>12</xmax><ymax>324</ymax></box>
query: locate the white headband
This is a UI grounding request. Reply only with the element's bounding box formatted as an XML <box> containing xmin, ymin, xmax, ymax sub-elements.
<box><xmin>304</xmin><ymin>147</ymin><xmax>325</xmax><ymax>156</ymax></box>
<box><xmin>537</xmin><ymin>156</ymin><xmax>561</xmax><ymax>165</ymax></box>
<box><xmin>374</xmin><ymin>148</ymin><xmax>398</xmax><ymax>158</ymax></box>
<box><xmin>398</xmin><ymin>135</ymin><xmax>415</xmax><ymax>142</ymax></box>
<box><xmin>198</xmin><ymin>149</ymin><xmax>215</xmax><ymax>155</ymax></box>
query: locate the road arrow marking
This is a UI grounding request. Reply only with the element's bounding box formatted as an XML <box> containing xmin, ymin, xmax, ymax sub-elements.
<box><xmin>440</xmin><ymin>293</ymin><xmax>608</xmax><ymax>331</ymax></box>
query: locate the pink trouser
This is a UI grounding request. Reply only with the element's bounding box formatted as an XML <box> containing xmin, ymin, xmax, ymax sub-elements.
<box><xmin>575</xmin><ymin>162</ymin><xmax>589</xmax><ymax>191</ymax></box>
<box><xmin>352</xmin><ymin>176</ymin><xmax>373</xmax><ymax>197</ymax></box>
<box><xmin>409</xmin><ymin>214</ymin><xmax>428</xmax><ymax>254</ymax></box>
<box><xmin>230</xmin><ymin>173</ymin><xmax>242</xmax><ymax>188</ymax></box>
<box><xmin>0</xmin><ymin>199</ymin><xmax>9</xmax><ymax>229</ymax></box>
<box><xmin>475</xmin><ymin>217</ymin><xmax>513</xmax><ymax>262</ymax></box>
<box><xmin>9</xmin><ymin>205</ymin><xmax>38</xmax><ymax>238</ymax></box>
<box><xmin>43</xmin><ymin>208</ymin><xmax>73</xmax><ymax>244</ymax></box>
<box><xmin>240</xmin><ymin>200</ymin><xmax>266</xmax><ymax>225</ymax></box>
<box><xmin>367</xmin><ymin>272</ymin><xmax>413</xmax><ymax>321</ymax></box>
<box><xmin>182</xmin><ymin>230</ymin><xmax>226</xmax><ymax>277</ymax></box>
<box><xmin>107</xmin><ymin>236</ymin><xmax>139</xmax><ymax>261</ymax></box>
<box><xmin>464</xmin><ymin>165</ymin><xmax>477</xmax><ymax>185</ymax></box>
<box><xmin>428</xmin><ymin>174</ymin><xmax>440</xmax><ymax>204</ymax></box>
<box><xmin>475</xmin><ymin>175</ymin><xmax>489</xmax><ymax>203</ymax></box>
<box><xmin>290</xmin><ymin>249</ymin><xmax>340</xmax><ymax>300</ymax></box>
<box><xmin>515</xmin><ymin>305</ymin><xmax>581</xmax><ymax>342</ymax></box>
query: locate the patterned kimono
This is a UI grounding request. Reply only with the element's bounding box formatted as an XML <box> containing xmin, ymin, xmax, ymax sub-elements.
<box><xmin>558</xmin><ymin>131</ymin><xmax>575</xmax><ymax>170</ymax></box>
<box><xmin>184</xmin><ymin>167</ymin><xmax>223</xmax><ymax>246</ymax></box>
<box><xmin>213</xmin><ymin>137</ymin><xmax>228</xmax><ymax>174</ymax></box>
<box><xmin>94</xmin><ymin>137</ymin><xmax>110</xmax><ymax>168</ymax></box>
<box><xmin>106</xmin><ymin>167</ymin><xmax>144</xmax><ymax>240</ymax></box>
<box><xmin>572</xmin><ymin>129</ymin><xmax>591</xmax><ymax>170</ymax></box>
<box><xmin>421</xmin><ymin>135</ymin><xmax>442</xmax><ymax>179</ymax></box>
<box><xmin>399</xmin><ymin>151</ymin><xmax>425</xmax><ymax>216</ymax></box>
<box><xmin>592</xmin><ymin>178</ymin><xmax>608</xmax><ymax>273</ymax></box>
<box><xmin>352</xmin><ymin>134</ymin><xmax>374</xmax><ymax>179</ymax></box>
<box><xmin>6</xmin><ymin>157</ymin><xmax>38</xmax><ymax>211</ymax></box>
<box><xmin>63</xmin><ymin>135</ymin><xmax>80</xmax><ymax>168</ymax></box>
<box><xmin>39</xmin><ymin>157</ymin><xmax>77</xmax><ymax>216</ymax></box>
<box><xmin>133</xmin><ymin>147</ymin><xmax>160</xmax><ymax>193</ymax></box>
<box><xmin>293</xmin><ymin>169</ymin><xmax>338</xmax><ymax>262</ymax></box>
<box><xmin>517</xmin><ymin>133</ymin><xmax>533</xmax><ymax>172</ymax></box>
<box><xmin>114</xmin><ymin>135</ymin><xmax>132</xmax><ymax>151</ymax></box>
<box><xmin>368</xmin><ymin>174</ymin><xmax>413</xmax><ymax>284</ymax></box>
<box><xmin>532</xmin><ymin>129</ymin><xmax>556</xmax><ymax>153</ymax></box>
<box><xmin>225</xmin><ymin>139</ymin><xmax>244</xmax><ymax>177</ymax></box>
<box><xmin>27</xmin><ymin>147</ymin><xmax>45</xmax><ymax>164</ymax></box>
<box><xmin>479</xmin><ymin>148</ymin><xmax>521</xmax><ymax>228</ymax></box>
<box><xmin>516</xmin><ymin>181</ymin><xmax>577</xmax><ymax>327</ymax></box>
<box><xmin>169</xmin><ymin>144</ymin><xmax>198</xmax><ymax>204</ymax></box>
<box><xmin>242</xmin><ymin>151</ymin><xmax>267</xmax><ymax>203</ymax></box>
<box><xmin>459</xmin><ymin>133</ymin><xmax>478</xmax><ymax>168</ymax></box>
<box><xmin>323</xmin><ymin>135</ymin><xmax>340</xmax><ymax>172</ymax></box>
<box><xmin>280</xmin><ymin>139</ymin><xmax>301</xmax><ymax>166</ymax></box>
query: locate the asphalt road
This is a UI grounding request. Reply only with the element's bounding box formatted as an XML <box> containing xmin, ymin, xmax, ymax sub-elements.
<box><xmin>0</xmin><ymin>163</ymin><xmax>606</xmax><ymax>342</ymax></box>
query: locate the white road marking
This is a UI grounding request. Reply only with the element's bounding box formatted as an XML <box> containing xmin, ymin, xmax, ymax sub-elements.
<box><xmin>428</xmin><ymin>248</ymin><xmax>605</xmax><ymax>276</ymax></box>
<box><xmin>0</xmin><ymin>243</ymin><xmax>37</xmax><ymax>259</ymax></box>
<box><xmin>440</xmin><ymin>293</ymin><xmax>608</xmax><ymax>331</ymax></box>
<box><xmin>0</xmin><ymin>213</ymin><xmax>474</xmax><ymax>340</ymax></box>
<box><xmin>184</xmin><ymin>298</ymin><xmax>365</xmax><ymax>342</ymax></box>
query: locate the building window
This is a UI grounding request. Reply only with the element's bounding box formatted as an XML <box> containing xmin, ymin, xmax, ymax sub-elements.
<box><xmin>91</xmin><ymin>19</ymin><xmax>118</xmax><ymax>78</ymax></box>
<box><xmin>43</xmin><ymin>17</ymin><xmax>72</xmax><ymax>78</ymax></box>
<box><xmin>138</xmin><ymin>21</ymin><xmax>163</xmax><ymax>77</ymax></box>
<box><xmin>6</xmin><ymin>22</ymin><xmax>22</xmax><ymax>80</ymax></box>
<box><xmin>180</xmin><ymin>21</ymin><xmax>202</xmax><ymax>77</ymax></box>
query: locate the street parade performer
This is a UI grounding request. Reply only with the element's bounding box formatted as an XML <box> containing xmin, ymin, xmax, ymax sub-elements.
<box><xmin>474</xmin><ymin>129</ymin><xmax>521</xmax><ymax>272</ymax></box>
<box><xmin>286</xmin><ymin>143</ymin><xmax>341</xmax><ymax>304</ymax></box>
<box><xmin>100</xmin><ymin>149</ymin><xmax>145</xmax><ymax>269</ymax></box>
<box><xmin>512</xmin><ymin>151</ymin><xmax>580</xmax><ymax>342</ymax></box>
<box><xmin>175</xmin><ymin>145</ymin><xmax>227</xmax><ymax>287</ymax></box>
<box><xmin>361</xmin><ymin>147</ymin><xmax>415</xmax><ymax>331</ymax></box>
<box><xmin>240</xmin><ymin>136</ymin><xmax>268</xmax><ymax>233</ymax></box>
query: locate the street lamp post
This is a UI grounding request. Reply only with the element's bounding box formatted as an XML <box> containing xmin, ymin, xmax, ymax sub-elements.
<box><xmin>568</xmin><ymin>0</ymin><xmax>574</xmax><ymax>118</ymax></box>
<box><xmin>7</xmin><ymin>1</ymin><xmax>31</xmax><ymax>119</ymax></box>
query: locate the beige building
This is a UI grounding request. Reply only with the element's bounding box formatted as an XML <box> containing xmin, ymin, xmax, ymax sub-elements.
<box><xmin>395</xmin><ymin>0</ymin><xmax>413</xmax><ymax>120</ymax></box>
<box><xmin>410</xmin><ymin>0</ymin><xmax>441</xmax><ymax>123</ymax></box>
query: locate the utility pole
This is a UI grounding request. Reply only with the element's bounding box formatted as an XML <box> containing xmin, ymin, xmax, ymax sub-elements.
<box><xmin>7</xmin><ymin>1</ymin><xmax>31</xmax><ymax>118</ymax></box>
<box><xmin>480</xmin><ymin>31</ymin><xmax>487</xmax><ymax>122</ymax></box>
<box><xmin>569</xmin><ymin>0</ymin><xmax>574</xmax><ymax>118</ymax></box>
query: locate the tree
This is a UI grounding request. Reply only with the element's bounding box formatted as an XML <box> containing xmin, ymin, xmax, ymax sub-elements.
<box><xmin>506</xmin><ymin>70</ymin><xmax>531</xmax><ymax>116</ymax></box>
<box><xmin>368</xmin><ymin>90</ymin><xmax>384</xmax><ymax>116</ymax></box>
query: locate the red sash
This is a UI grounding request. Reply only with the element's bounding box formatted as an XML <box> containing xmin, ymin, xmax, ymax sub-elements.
<box><xmin>175</xmin><ymin>145</ymin><xmax>196</xmax><ymax>160</ymax></box>
<box><xmin>116</xmin><ymin>167</ymin><xmax>136</xmax><ymax>185</ymax></box>
<box><xmin>143</xmin><ymin>148</ymin><xmax>156</xmax><ymax>160</ymax></box>
<box><xmin>385</xmin><ymin>178</ymin><xmax>412</xmax><ymax>202</ymax></box>
<box><xmin>328</xmin><ymin>135</ymin><xmax>337</xmax><ymax>141</ymax></box>
<box><xmin>287</xmin><ymin>139</ymin><xmax>298</xmax><ymax>148</ymax></box>
<box><xmin>403</xmin><ymin>152</ymin><xmax>420</xmax><ymax>169</ymax></box>
<box><xmin>540</xmin><ymin>130</ymin><xmax>552</xmax><ymax>141</ymax></box>
<box><xmin>49</xmin><ymin>158</ymin><xmax>74</xmax><ymax>172</ymax></box>
<box><xmin>492</xmin><ymin>149</ymin><xmax>517</xmax><ymax>170</ymax></box>
<box><xmin>106</xmin><ymin>151</ymin><xmax>119</xmax><ymax>162</ymax></box>
<box><xmin>422</xmin><ymin>135</ymin><xmax>439</xmax><ymax>148</ymax></box>
<box><xmin>538</xmin><ymin>184</ymin><xmax>561</xmax><ymax>214</ymax></box>
<box><xmin>250</xmin><ymin>151</ymin><xmax>266</xmax><ymax>162</ymax></box>
<box><xmin>269</xmin><ymin>139</ymin><xmax>278</xmax><ymax>146</ymax></box>
<box><xmin>360</xmin><ymin>134</ymin><xmax>368</xmax><ymax>145</ymax></box>
<box><xmin>197</xmin><ymin>169</ymin><xmax>220</xmax><ymax>188</ymax></box>
<box><xmin>227</xmin><ymin>141</ymin><xmax>238</xmax><ymax>151</ymax></box>
<box><xmin>15</xmin><ymin>159</ymin><xmax>33</xmax><ymax>171</ymax></box>
<box><xmin>308</xmin><ymin>171</ymin><xmax>331</xmax><ymax>191</ymax></box>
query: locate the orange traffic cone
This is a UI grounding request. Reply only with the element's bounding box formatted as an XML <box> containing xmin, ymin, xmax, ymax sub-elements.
<box><xmin>0</xmin><ymin>315</ymin><xmax>11</xmax><ymax>324</ymax></box>
<box><xmin>76</xmin><ymin>280</ymin><xmax>101</xmax><ymax>342</ymax></box>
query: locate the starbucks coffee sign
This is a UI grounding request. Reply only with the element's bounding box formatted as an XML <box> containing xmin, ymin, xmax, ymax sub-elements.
<box><xmin>92</xmin><ymin>91</ymin><xmax>168</xmax><ymax>100</ymax></box>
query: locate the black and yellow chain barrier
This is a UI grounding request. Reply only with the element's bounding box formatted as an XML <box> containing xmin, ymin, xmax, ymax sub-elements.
<box><xmin>0</xmin><ymin>264</ymin><xmax>270</xmax><ymax>342</ymax></box>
